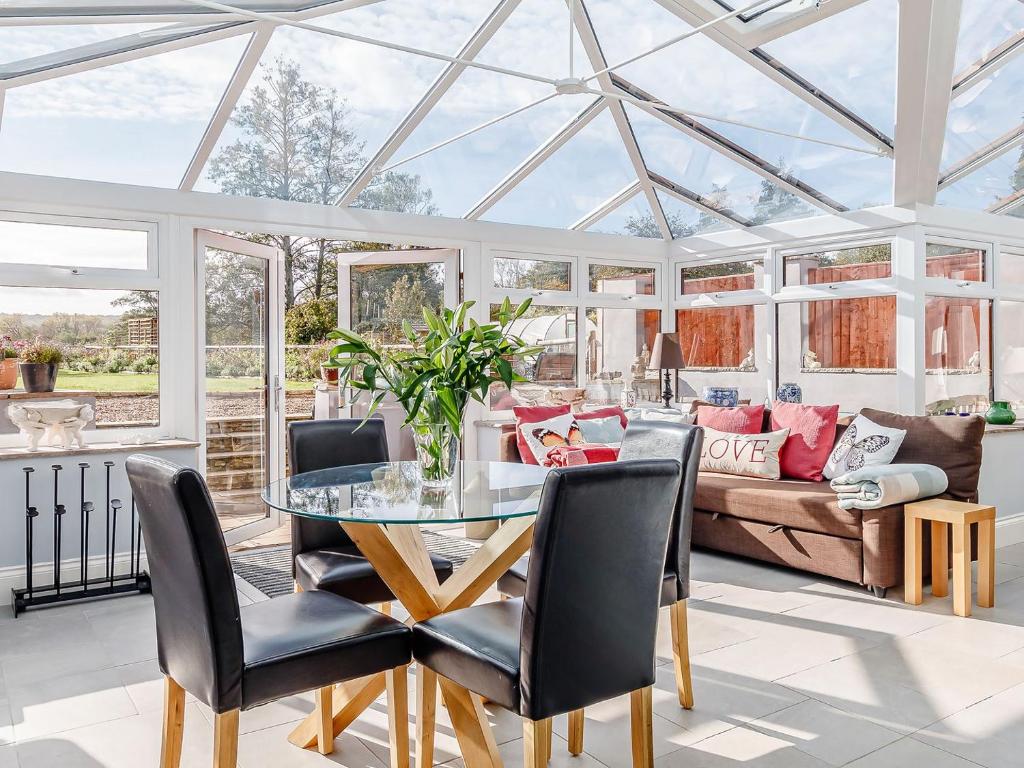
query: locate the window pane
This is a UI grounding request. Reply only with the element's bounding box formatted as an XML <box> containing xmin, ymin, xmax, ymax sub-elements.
<box><xmin>0</xmin><ymin>220</ymin><xmax>148</xmax><ymax>270</ymax></box>
<box><xmin>588</xmin><ymin>264</ymin><xmax>655</xmax><ymax>296</ymax></box>
<box><xmin>925</xmin><ymin>243</ymin><xmax>986</xmax><ymax>281</ymax></box>
<box><xmin>777</xmin><ymin>298</ymin><xmax>897</xmax><ymax>413</ymax></box>
<box><xmin>0</xmin><ymin>286</ymin><xmax>159</xmax><ymax>428</ymax></box>
<box><xmin>350</xmin><ymin>263</ymin><xmax>445</xmax><ymax>344</ymax></box>
<box><xmin>943</xmin><ymin>51</ymin><xmax>1024</xmax><ymax>166</ymax></box>
<box><xmin>674</xmin><ymin>305</ymin><xmax>765</xmax><ymax>405</ymax></box>
<box><xmin>488</xmin><ymin>304</ymin><xmax>577</xmax><ymax>409</ymax></box>
<box><xmin>925</xmin><ymin>297</ymin><xmax>992</xmax><ymax>415</ymax></box>
<box><xmin>493</xmin><ymin>257</ymin><xmax>570</xmax><ymax>292</ymax></box>
<box><xmin>997</xmin><ymin>300</ymin><xmax>1024</xmax><ymax>415</ymax></box>
<box><xmin>586</xmin><ymin>194</ymin><xmax>661</xmax><ymax>239</ymax></box>
<box><xmin>681</xmin><ymin>260</ymin><xmax>762</xmax><ymax>295</ymax></box>
<box><xmin>783</xmin><ymin>243</ymin><xmax>892</xmax><ymax>286</ymax></box>
<box><xmin>1000</xmin><ymin>250</ymin><xmax>1024</xmax><ymax>285</ymax></box>
<box><xmin>584</xmin><ymin>308</ymin><xmax>660</xmax><ymax>406</ymax></box>
<box><xmin>656</xmin><ymin>189</ymin><xmax>731</xmax><ymax>239</ymax></box>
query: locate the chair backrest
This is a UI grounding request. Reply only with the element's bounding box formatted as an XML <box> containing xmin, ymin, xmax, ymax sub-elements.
<box><xmin>288</xmin><ymin>418</ymin><xmax>389</xmax><ymax>555</ymax></box>
<box><xmin>519</xmin><ymin>459</ymin><xmax>681</xmax><ymax>720</ymax></box>
<box><xmin>125</xmin><ymin>454</ymin><xmax>243</xmax><ymax>713</ymax></box>
<box><xmin>619</xmin><ymin>421</ymin><xmax>704</xmax><ymax>601</ymax></box>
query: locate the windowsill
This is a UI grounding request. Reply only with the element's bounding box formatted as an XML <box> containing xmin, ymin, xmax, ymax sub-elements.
<box><xmin>0</xmin><ymin>437</ymin><xmax>199</xmax><ymax>461</ymax></box>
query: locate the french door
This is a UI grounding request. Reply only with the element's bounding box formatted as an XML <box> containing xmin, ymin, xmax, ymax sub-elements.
<box><xmin>195</xmin><ymin>230</ymin><xmax>285</xmax><ymax>544</ymax></box>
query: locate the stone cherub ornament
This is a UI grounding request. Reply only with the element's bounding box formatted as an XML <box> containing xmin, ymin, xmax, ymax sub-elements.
<box><xmin>7</xmin><ymin>400</ymin><xmax>94</xmax><ymax>451</ymax></box>
<box><xmin>803</xmin><ymin>350</ymin><xmax>822</xmax><ymax>370</ymax></box>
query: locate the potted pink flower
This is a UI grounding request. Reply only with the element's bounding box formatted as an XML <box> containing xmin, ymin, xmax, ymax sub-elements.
<box><xmin>19</xmin><ymin>339</ymin><xmax>64</xmax><ymax>393</ymax></box>
<box><xmin>0</xmin><ymin>337</ymin><xmax>19</xmax><ymax>390</ymax></box>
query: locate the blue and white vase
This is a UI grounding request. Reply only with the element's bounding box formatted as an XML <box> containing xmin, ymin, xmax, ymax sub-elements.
<box><xmin>776</xmin><ymin>382</ymin><xmax>803</xmax><ymax>404</ymax></box>
<box><xmin>702</xmin><ymin>386</ymin><xmax>739</xmax><ymax>407</ymax></box>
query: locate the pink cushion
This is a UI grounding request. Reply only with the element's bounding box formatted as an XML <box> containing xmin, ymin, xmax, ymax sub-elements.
<box><xmin>513</xmin><ymin>404</ymin><xmax>571</xmax><ymax>465</ymax></box>
<box><xmin>771</xmin><ymin>401</ymin><xmax>840</xmax><ymax>481</ymax></box>
<box><xmin>696</xmin><ymin>405</ymin><xmax>764</xmax><ymax>434</ymax></box>
<box><xmin>576</xmin><ymin>405</ymin><xmax>628</xmax><ymax>429</ymax></box>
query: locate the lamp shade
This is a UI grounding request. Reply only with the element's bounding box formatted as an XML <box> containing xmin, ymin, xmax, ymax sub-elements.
<box><xmin>649</xmin><ymin>332</ymin><xmax>686</xmax><ymax>369</ymax></box>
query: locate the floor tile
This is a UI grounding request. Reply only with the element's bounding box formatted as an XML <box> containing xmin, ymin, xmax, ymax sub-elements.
<box><xmin>0</xmin><ymin>699</ymin><xmax>12</xmax><ymax>746</ymax></box>
<box><xmin>780</xmin><ymin>593</ymin><xmax>952</xmax><ymax>640</ymax></box>
<box><xmin>745</xmin><ymin>698</ymin><xmax>901</xmax><ymax>766</ymax></box>
<box><xmin>907</xmin><ymin>614</ymin><xmax>1024</xmax><ymax>659</ymax></box>
<box><xmin>916</xmin><ymin>679</ymin><xmax>1024</xmax><ymax>768</ymax></box>
<box><xmin>237</xmin><ymin>719</ymin><xmax>387</xmax><ymax>768</ymax></box>
<box><xmin>115</xmin><ymin>659</ymin><xmax>196</xmax><ymax>714</ymax></box>
<box><xmin>843</xmin><ymin>737</ymin><xmax>983</xmax><ymax>768</ymax></box>
<box><xmin>443</xmin><ymin>733</ymin><xmax>608</xmax><ymax>768</ymax></box>
<box><xmin>654</xmin><ymin>602</ymin><xmax>756</xmax><ymax>666</ymax></box>
<box><xmin>7</xmin><ymin>667</ymin><xmax>137</xmax><ymax>741</ymax></box>
<box><xmin>655</xmin><ymin>725</ymin><xmax>829</xmax><ymax>768</ymax></box>
<box><xmin>83</xmin><ymin>602</ymin><xmax>158</xmax><ymax>666</ymax></box>
<box><xmin>995</xmin><ymin>542</ymin><xmax>1024</xmax><ymax>568</ymax></box>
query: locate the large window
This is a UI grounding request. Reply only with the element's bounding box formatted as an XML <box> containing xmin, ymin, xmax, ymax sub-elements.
<box><xmin>0</xmin><ymin>218</ymin><xmax>151</xmax><ymax>271</ymax></box>
<box><xmin>585</xmin><ymin>308</ymin><xmax>660</xmax><ymax>404</ymax></box>
<box><xmin>492</xmin><ymin>255</ymin><xmax>571</xmax><ymax>293</ymax></box>
<box><xmin>681</xmin><ymin>260</ymin><xmax>762</xmax><ymax>295</ymax></box>
<box><xmin>488</xmin><ymin>303</ymin><xmax>578</xmax><ymax>409</ymax></box>
<box><xmin>674</xmin><ymin>304</ymin><xmax>766</xmax><ymax>404</ymax></box>
<box><xmin>588</xmin><ymin>264</ymin><xmax>656</xmax><ymax>296</ymax></box>
<box><xmin>783</xmin><ymin>243</ymin><xmax>892</xmax><ymax>286</ymax></box>
<box><xmin>926</xmin><ymin>242</ymin><xmax>986</xmax><ymax>282</ymax></box>
<box><xmin>925</xmin><ymin>297</ymin><xmax>992</xmax><ymax>415</ymax></box>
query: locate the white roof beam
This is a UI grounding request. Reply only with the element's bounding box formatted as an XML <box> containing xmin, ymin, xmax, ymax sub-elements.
<box><xmin>892</xmin><ymin>0</ymin><xmax>961</xmax><ymax>206</ymax></box>
<box><xmin>951</xmin><ymin>29</ymin><xmax>1024</xmax><ymax>99</ymax></box>
<box><xmin>611</xmin><ymin>74</ymin><xmax>848</xmax><ymax>214</ymax></box>
<box><xmin>0</xmin><ymin>0</ymin><xmax>379</xmax><ymax>24</ymax></box>
<box><xmin>465</xmin><ymin>97</ymin><xmax>607</xmax><ymax>220</ymax></box>
<box><xmin>338</xmin><ymin>0</ymin><xmax>522</xmax><ymax>207</ymax></box>
<box><xmin>988</xmin><ymin>187</ymin><xmax>1024</xmax><ymax>216</ymax></box>
<box><xmin>938</xmin><ymin>123</ymin><xmax>1024</xmax><ymax>191</ymax></box>
<box><xmin>742</xmin><ymin>0</ymin><xmax>869</xmax><ymax>47</ymax></box>
<box><xmin>649</xmin><ymin>170</ymin><xmax>752</xmax><ymax>227</ymax></box>
<box><xmin>179</xmin><ymin>23</ymin><xmax>274</xmax><ymax>191</ymax></box>
<box><xmin>570</xmin><ymin>0</ymin><xmax>672</xmax><ymax>240</ymax></box>
<box><xmin>649</xmin><ymin>0</ymin><xmax>892</xmax><ymax>155</ymax></box>
<box><xmin>570</xmin><ymin>181</ymin><xmax>641</xmax><ymax>230</ymax></box>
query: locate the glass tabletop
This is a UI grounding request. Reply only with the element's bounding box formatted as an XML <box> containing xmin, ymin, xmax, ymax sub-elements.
<box><xmin>262</xmin><ymin>460</ymin><xmax>551</xmax><ymax>524</ymax></box>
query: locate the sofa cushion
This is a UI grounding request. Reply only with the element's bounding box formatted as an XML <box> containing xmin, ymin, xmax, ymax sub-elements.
<box><xmin>513</xmin><ymin>404</ymin><xmax>571</xmax><ymax>465</ymax></box>
<box><xmin>696</xmin><ymin>404</ymin><xmax>764</xmax><ymax>433</ymax></box>
<box><xmin>859</xmin><ymin>408</ymin><xmax>985</xmax><ymax>501</ymax></box>
<box><xmin>771</xmin><ymin>401</ymin><xmax>839</xmax><ymax>481</ymax></box>
<box><xmin>694</xmin><ymin>472</ymin><xmax>868</xmax><ymax>539</ymax></box>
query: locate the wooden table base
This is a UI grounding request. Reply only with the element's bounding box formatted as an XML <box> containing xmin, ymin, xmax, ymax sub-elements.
<box><xmin>288</xmin><ymin>517</ymin><xmax>536</xmax><ymax>768</ymax></box>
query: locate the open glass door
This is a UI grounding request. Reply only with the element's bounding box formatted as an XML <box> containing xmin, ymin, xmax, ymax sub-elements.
<box><xmin>196</xmin><ymin>230</ymin><xmax>285</xmax><ymax>545</ymax></box>
<box><xmin>336</xmin><ymin>248</ymin><xmax>460</xmax><ymax>458</ymax></box>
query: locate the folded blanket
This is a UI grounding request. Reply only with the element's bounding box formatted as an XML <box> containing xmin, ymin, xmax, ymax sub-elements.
<box><xmin>544</xmin><ymin>444</ymin><xmax>619</xmax><ymax>467</ymax></box>
<box><xmin>830</xmin><ymin>463</ymin><xmax>948</xmax><ymax>510</ymax></box>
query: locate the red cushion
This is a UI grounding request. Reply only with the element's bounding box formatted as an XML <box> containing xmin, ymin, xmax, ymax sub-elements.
<box><xmin>513</xmin><ymin>404</ymin><xmax>571</xmax><ymax>465</ymax></box>
<box><xmin>770</xmin><ymin>401</ymin><xmax>840</xmax><ymax>481</ymax></box>
<box><xmin>696</xmin><ymin>405</ymin><xmax>764</xmax><ymax>434</ymax></box>
<box><xmin>575</xmin><ymin>405</ymin><xmax>628</xmax><ymax>429</ymax></box>
<box><xmin>545</xmin><ymin>444</ymin><xmax>620</xmax><ymax>467</ymax></box>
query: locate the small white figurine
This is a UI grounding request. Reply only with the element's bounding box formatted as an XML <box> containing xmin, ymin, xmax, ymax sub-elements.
<box><xmin>966</xmin><ymin>350</ymin><xmax>981</xmax><ymax>371</ymax></box>
<box><xmin>803</xmin><ymin>350</ymin><xmax>822</xmax><ymax>370</ymax></box>
<box><xmin>7</xmin><ymin>400</ymin><xmax>94</xmax><ymax>451</ymax></box>
<box><xmin>739</xmin><ymin>348</ymin><xmax>755</xmax><ymax>370</ymax></box>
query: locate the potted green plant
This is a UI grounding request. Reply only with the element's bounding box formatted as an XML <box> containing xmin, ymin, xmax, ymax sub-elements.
<box><xmin>0</xmin><ymin>336</ymin><xmax>19</xmax><ymax>390</ymax></box>
<box><xmin>329</xmin><ymin>298</ymin><xmax>539</xmax><ymax>485</ymax></box>
<box><xmin>19</xmin><ymin>340</ymin><xmax>64</xmax><ymax>393</ymax></box>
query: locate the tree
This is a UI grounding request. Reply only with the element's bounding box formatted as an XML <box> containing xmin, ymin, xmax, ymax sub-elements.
<box><xmin>207</xmin><ymin>57</ymin><xmax>439</xmax><ymax>309</ymax></box>
<box><xmin>1012</xmin><ymin>142</ymin><xmax>1024</xmax><ymax>192</ymax></box>
<box><xmin>285</xmin><ymin>298</ymin><xmax>338</xmax><ymax>345</ymax></box>
<box><xmin>750</xmin><ymin>161</ymin><xmax>813</xmax><ymax>225</ymax></box>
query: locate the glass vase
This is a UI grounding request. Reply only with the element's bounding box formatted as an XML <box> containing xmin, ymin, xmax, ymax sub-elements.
<box><xmin>412</xmin><ymin>421</ymin><xmax>459</xmax><ymax>486</ymax></box>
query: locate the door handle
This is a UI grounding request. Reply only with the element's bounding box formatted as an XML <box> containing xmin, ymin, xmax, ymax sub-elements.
<box><xmin>273</xmin><ymin>375</ymin><xmax>283</xmax><ymax>412</ymax></box>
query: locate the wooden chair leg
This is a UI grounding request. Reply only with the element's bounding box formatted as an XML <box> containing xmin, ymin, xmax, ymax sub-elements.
<box><xmin>160</xmin><ymin>677</ymin><xmax>186</xmax><ymax>768</ymax></box>
<box><xmin>669</xmin><ymin>600</ymin><xmax>694</xmax><ymax>709</ymax></box>
<box><xmin>629</xmin><ymin>687</ymin><xmax>653</xmax><ymax>768</ymax></box>
<box><xmin>294</xmin><ymin>581</ymin><xmax>303</xmax><ymax>593</ymax></box>
<box><xmin>523</xmin><ymin>718</ymin><xmax>550</xmax><ymax>768</ymax></box>
<box><xmin>315</xmin><ymin>685</ymin><xmax>334</xmax><ymax>755</ymax></box>
<box><xmin>416</xmin><ymin>665</ymin><xmax>437</xmax><ymax>768</ymax></box>
<box><xmin>567</xmin><ymin>710</ymin><xmax>584</xmax><ymax>756</ymax></box>
<box><xmin>213</xmin><ymin>709</ymin><xmax>239</xmax><ymax>768</ymax></box>
<box><xmin>541</xmin><ymin>718</ymin><xmax>552</xmax><ymax>763</ymax></box>
<box><xmin>381</xmin><ymin>601</ymin><xmax>392</xmax><ymax>616</ymax></box>
<box><xmin>387</xmin><ymin>665</ymin><xmax>411</xmax><ymax>768</ymax></box>
<box><xmin>952</xmin><ymin>522</ymin><xmax>972</xmax><ymax>617</ymax></box>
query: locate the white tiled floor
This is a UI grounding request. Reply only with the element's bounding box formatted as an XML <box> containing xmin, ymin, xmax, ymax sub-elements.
<box><xmin>4</xmin><ymin>545</ymin><xmax>1024</xmax><ymax>768</ymax></box>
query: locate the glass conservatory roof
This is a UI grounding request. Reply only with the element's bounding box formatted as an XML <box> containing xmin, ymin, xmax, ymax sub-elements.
<box><xmin>1</xmin><ymin>0</ymin><xmax>1022</xmax><ymax>238</ymax></box>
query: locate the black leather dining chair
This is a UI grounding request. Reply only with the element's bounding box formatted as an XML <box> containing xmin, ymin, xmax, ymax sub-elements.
<box><xmin>413</xmin><ymin>460</ymin><xmax>682</xmax><ymax>768</ymax></box>
<box><xmin>496</xmin><ymin>421</ymin><xmax>703</xmax><ymax>752</ymax></box>
<box><xmin>126</xmin><ymin>454</ymin><xmax>413</xmax><ymax>768</ymax></box>
<box><xmin>288</xmin><ymin>418</ymin><xmax>454</xmax><ymax>606</ymax></box>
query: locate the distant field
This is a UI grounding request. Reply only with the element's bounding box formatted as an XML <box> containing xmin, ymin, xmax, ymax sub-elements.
<box><xmin>52</xmin><ymin>370</ymin><xmax>315</xmax><ymax>393</ymax></box>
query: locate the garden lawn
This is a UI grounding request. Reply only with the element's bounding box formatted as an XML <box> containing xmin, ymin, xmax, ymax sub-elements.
<box><xmin>54</xmin><ymin>371</ymin><xmax>314</xmax><ymax>393</ymax></box>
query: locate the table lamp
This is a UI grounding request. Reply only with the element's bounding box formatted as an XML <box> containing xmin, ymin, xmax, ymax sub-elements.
<box><xmin>649</xmin><ymin>332</ymin><xmax>686</xmax><ymax>408</ymax></box>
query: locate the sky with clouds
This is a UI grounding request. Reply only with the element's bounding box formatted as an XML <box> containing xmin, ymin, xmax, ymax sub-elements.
<box><xmin>0</xmin><ymin>0</ymin><xmax>1021</xmax><ymax>234</ymax></box>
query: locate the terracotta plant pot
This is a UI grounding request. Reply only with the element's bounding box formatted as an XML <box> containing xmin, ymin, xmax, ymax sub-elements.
<box><xmin>0</xmin><ymin>358</ymin><xmax>17</xmax><ymax>390</ymax></box>
<box><xmin>320</xmin><ymin>364</ymin><xmax>340</xmax><ymax>384</ymax></box>
<box><xmin>19</xmin><ymin>362</ymin><xmax>58</xmax><ymax>393</ymax></box>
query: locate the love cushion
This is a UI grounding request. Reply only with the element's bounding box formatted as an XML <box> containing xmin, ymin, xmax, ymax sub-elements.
<box><xmin>698</xmin><ymin>426</ymin><xmax>790</xmax><ymax>480</ymax></box>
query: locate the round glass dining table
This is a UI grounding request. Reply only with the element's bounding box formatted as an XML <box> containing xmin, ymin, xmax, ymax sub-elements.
<box><xmin>261</xmin><ymin>460</ymin><xmax>550</xmax><ymax>768</ymax></box>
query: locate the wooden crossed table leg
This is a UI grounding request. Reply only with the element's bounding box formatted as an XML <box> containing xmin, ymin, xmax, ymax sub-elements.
<box><xmin>288</xmin><ymin>517</ymin><xmax>536</xmax><ymax>768</ymax></box>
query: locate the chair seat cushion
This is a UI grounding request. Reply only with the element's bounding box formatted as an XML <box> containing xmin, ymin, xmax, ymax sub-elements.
<box><xmin>412</xmin><ymin>598</ymin><xmax>523</xmax><ymax>713</ymax></box>
<box><xmin>695</xmin><ymin>472</ymin><xmax>866</xmax><ymax>538</ymax></box>
<box><xmin>241</xmin><ymin>590</ymin><xmax>411</xmax><ymax>710</ymax></box>
<box><xmin>296</xmin><ymin>545</ymin><xmax>454</xmax><ymax>604</ymax></box>
<box><xmin>496</xmin><ymin>555</ymin><xmax>678</xmax><ymax>607</ymax></box>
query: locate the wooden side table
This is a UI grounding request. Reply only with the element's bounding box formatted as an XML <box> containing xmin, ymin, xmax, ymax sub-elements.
<box><xmin>904</xmin><ymin>499</ymin><xmax>996</xmax><ymax>617</ymax></box>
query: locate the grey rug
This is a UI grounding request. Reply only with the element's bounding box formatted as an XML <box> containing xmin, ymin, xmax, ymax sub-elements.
<box><xmin>230</xmin><ymin>531</ymin><xmax>480</xmax><ymax>598</ymax></box>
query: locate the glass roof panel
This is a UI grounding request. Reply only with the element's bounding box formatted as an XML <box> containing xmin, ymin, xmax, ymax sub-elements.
<box><xmin>481</xmin><ymin>108</ymin><xmax>638</xmax><ymax>229</ymax></box>
<box><xmin>0</xmin><ymin>0</ymin><xmax>342</xmax><ymax>19</ymax></box>
<box><xmin>196</xmin><ymin>23</ymin><xmax>449</xmax><ymax>206</ymax></box>
<box><xmin>943</xmin><ymin>52</ymin><xmax>1024</xmax><ymax>166</ymax></box>
<box><xmin>625</xmin><ymin>104</ymin><xmax>823</xmax><ymax>225</ymax></box>
<box><xmin>953</xmin><ymin>0</ymin><xmax>1024</xmax><ymax>73</ymax></box>
<box><xmin>938</xmin><ymin>147</ymin><xmax>1024</xmax><ymax>211</ymax></box>
<box><xmin>316</xmin><ymin>0</ymin><xmax>484</xmax><ymax>57</ymax></box>
<box><xmin>760</xmin><ymin>0</ymin><xmax>897</xmax><ymax>137</ymax></box>
<box><xmin>0</xmin><ymin>34</ymin><xmax>248</xmax><ymax>187</ymax></box>
<box><xmin>0</xmin><ymin>22</ymin><xmax>169</xmax><ymax>70</ymax></box>
<box><xmin>655</xmin><ymin>189</ymin><xmax>732</xmax><ymax>239</ymax></box>
<box><xmin>709</xmin><ymin>0</ymin><xmax>824</xmax><ymax>25</ymax></box>
<box><xmin>585</xmin><ymin>192</ymin><xmax>659</xmax><ymax>238</ymax></box>
<box><xmin>473</xmin><ymin>0</ymin><xmax>592</xmax><ymax>81</ymax></box>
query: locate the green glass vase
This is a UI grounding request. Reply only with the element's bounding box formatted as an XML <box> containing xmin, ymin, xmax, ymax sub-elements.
<box><xmin>984</xmin><ymin>401</ymin><xmax>1017</xmax><ymax>425</ymax></box>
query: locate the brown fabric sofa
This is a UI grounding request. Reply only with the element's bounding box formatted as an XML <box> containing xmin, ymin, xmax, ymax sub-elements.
<box><xmin>497</xmin><ymin>407</ymin><xmax>986</xmax><ymax>596</ymax></box>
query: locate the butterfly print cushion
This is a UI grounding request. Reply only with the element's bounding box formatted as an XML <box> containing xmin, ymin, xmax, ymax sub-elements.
<box><xmin>823</xmin><ymin>414</ymin><xmax>907</xmax><ymax>480</ymax></box>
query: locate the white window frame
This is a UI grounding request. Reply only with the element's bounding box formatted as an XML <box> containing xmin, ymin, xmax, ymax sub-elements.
<box><xmin>0</xmin><ymin>209</ymin><xmax>169</xmax><ymax>447</ymax></box>
<box><xmin>774</xmin><ymin>236</ymin><xmax>896</xmax><ymax>298</ymax></box>
<box><xmin>674</xmin><ymin>253</ymin><xmax>768</xmax><ymax>305</ymax></box>
<box><xmin>486</xmin><ymin>248</ymin><xmax>577</xmax><ymax>305</ymax></box>
<box><xmin>922</xmin><ymin>234</ymin><xmax>993</xmax><ymax>293</ymax></box>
